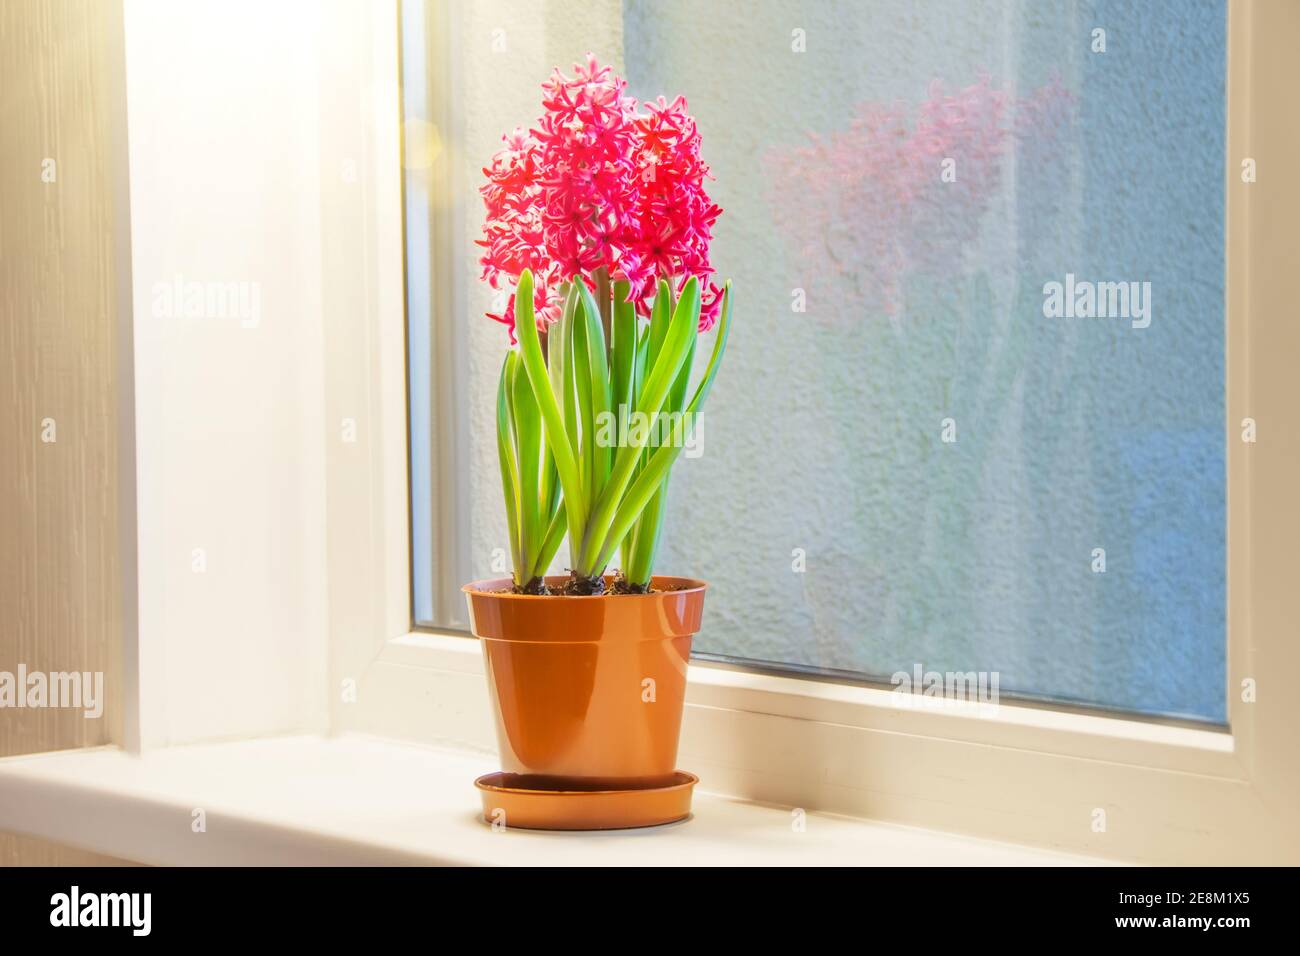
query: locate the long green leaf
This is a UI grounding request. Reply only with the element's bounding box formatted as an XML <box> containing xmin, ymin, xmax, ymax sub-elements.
<box><xmin>557</xmin><ymin>287</ymin><xmax>584</xmax><ymax>550</ymax></box>
<box><xmin>632</xmin><ymin>282</ymin><xmax>674</xmax><ymax>489</ymax></box>
<box><xmin>531</xmin><ymin>500</ymin><xmax>567</xmax><ymax>583</ymax></box>
<box><xmin>632</xmin><ymin>277</ymin><xmax>697</xmax><ymax>424</ymax></box>
<box><xmin>496</xmin><ymin>353</ymin><xmax>522</xmax><ymax>585</ymax></box>
<box><xmin>626</xmin><ymin>484</ymin><xmax>665</xmax><ymax>585</ymax></box>
<box><xmin>572</xmin><ymin>309</ymin><xmax>595</xmax><ymax>506</ymax></box>
<box><xmin>625</xmin><ymin>330</ymin><xmax>696</xmax><ymax>584</ymax></box>
<box><xmin>632</xmin><ymin>323</ymin><xmax>650</xmax><ymax>410</ymax></box>
<box><xmin>574</xmin><ymin>281</ymin><xmax>612</xmax><ymax>505</ymax></box>
<box><xmin>512</xmin><ymin>270</ymin><xmax>586</xmax><ymax>549</ymax></box>
<box><xmin>510</xmin><ymin>350</ymin><xmax>543</xmax><ymax>579</ymax></box>
<box><xmin>610</xmin><ymin>279</ymin><xmax>636</xmax><ymax>425</ymax></box>
<box><xmin>559</xmin><ymin>287</ymin><xmax>580</xmax><ymax>454</ymax></box>
<box><xmin>596</xmin><ymin>282</ymin><xmax>732</xmax><ymax>571</ymax></box>
<box><xmin>594</xmin><ymin>267</ymin><xmax>612</xmax><ymax>352</ymax></box>
<box><xmin>540</xmin><ymin>316</ymin><xmax>566</xmax><ymax>515</ymax></box>
<box><xmin>580</xmin><ymin>278</ymin><xmax>700</xmax><ymax>571</ymax></box>
<box><xmin>620</xmin><ymin>321</ymin><xmax>643</xmax><ymax>573</ymax></box>
<box><xmin>644</xmin><ymin>279</ymin><xmax>674</xmax><ymax>378</ymax></box>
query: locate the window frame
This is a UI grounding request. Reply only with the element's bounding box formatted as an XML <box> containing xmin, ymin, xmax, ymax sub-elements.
<box><xmin>341</xmin><ymin>0</ymin><xmax>1300</xmax><ymax>863</ymax></box>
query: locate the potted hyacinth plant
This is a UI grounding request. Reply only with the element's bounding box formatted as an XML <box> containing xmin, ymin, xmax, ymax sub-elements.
<box><xmin>462</xmin><ymin>56</ymin><xmax>732</xmax><ymax>830</ymax></box>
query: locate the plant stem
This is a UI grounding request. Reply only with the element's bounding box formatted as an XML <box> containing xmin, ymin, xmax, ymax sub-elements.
<box><xmin>594</xmin><ymin>266</ymin><xmax>612</xmax><ymax>354</ymax></box>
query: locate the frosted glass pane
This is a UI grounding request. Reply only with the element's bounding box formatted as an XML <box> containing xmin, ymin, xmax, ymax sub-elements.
<box><xmin>408</xmin><ymin>0</ymin><xmax>1227</xmax><ymax>723</ymax></box>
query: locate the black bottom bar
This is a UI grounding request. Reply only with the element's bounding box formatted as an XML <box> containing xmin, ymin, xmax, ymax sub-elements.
<box><xmin>0</xmin><ymin>865</ymin><xmax>1276</xmax><ymax>940</ymax></box>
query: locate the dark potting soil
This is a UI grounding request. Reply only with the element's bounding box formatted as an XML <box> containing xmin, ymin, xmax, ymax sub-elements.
<box><xmin>472</xmin><ymin>571</ymin><xmax>682</xmax><ymax>596</ymax></box>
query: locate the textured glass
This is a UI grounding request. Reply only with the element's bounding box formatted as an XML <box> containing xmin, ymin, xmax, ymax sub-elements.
<box><xmin>409</xmin><ymin>0</ymin><xmax>1227</xmax><ymax>723</ymax></box>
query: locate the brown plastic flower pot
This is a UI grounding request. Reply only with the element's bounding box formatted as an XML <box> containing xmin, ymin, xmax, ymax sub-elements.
<box><xmin>463</xmin><ymin>575</ymin><xmax>706</xmax><ymax>791</ymax></box>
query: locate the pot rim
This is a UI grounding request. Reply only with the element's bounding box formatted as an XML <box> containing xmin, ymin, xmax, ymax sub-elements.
<box><xmin>461</xmin><ymin>574</ymin><xmax>707</xmax><ymax>600</ymax></box>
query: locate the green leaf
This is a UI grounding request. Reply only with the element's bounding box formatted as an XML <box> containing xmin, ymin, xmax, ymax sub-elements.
<box><xmin>510</xmin><ymin>347</ymin><xmax>543</xmax><ymax>577</ymax></box>
<box><xmin>634</xmin><ymin>276</ymin><xmax>698</xmax><ymax>425</ymax></box>
<box><xmin>644</xmin><ymin>278</ymin><xmax>674</xmax><ymax>377</ymax></box>
<box><xmin>574</xmin><ymin>281</ymin><xmax>612</xmax><ymax>504</ymax></box>
<box><xmin>556</xmin><ymin>287</ymin><xmax>584</xmax><ymax>551</ymax></box>
<box><xmin>496</xmin><ymin>353</ymin><xmax>522</xmax><ymax>585</ymax></box>
<box><xmin>630</xmin><ymin>322</ymin><xmax>651</xmax><ymax>484</ymax></box>
<box><xmin>633</xmin><ymin>322</ymin><xmax>650</xmax><ymax>410</ymax></box>
<box><xmin>596</xmin><ymin>281</ymin><xmax>733</xmax><ymax>572</ymax></box>
<box><xmin>625</xmin><ymin>330</ymin><xmax>696</xmax><ymax>586</ymax></box>
<box><xmin>668</xmin><ymin>335</ymin><xmax>696</xmax><ymax>418</ymax></box>
<box><xmin>610</xmin><ymin>280</ymin><xmax>636</xmax><ymax>425</ymax></box>
<box><xmin>513</xmin><ymin>271</ymin><xmax>586</xmax><ymax>551</ymax></box>
<box><xmin>541</xmin><ymin>315</ymin><xmax>567</xmax><ymax>515</ymax></box>
<box><xmin>531</xmin><ymin>500</ymin><xmax>567</xmax><ymax>583</ymax></box>
<box><xmin>580</xmin><ymin>277</ymin><xmax>700</xmax><ymax>572</ymax></box>
<box><xmin>625</xmin><ymin>483</ymin><xmax>666</xmax><ymax>586</ymax></box>
<box><xmin>560</xmin><ymin>288</ymin><xmax>580</xmax><ymax>455</ymax></box>
<box><xmin>572</xmin><ymin>309</ymin><xmax>595</xmax><ymax>503</ymax></box>
<box><xmin>594</xmin><ymin>267</ymin><xmax>612</xmax><ymax>353</ymax></box>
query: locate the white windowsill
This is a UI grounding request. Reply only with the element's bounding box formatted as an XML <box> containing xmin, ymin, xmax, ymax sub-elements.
<box><xmin>339</xmin><ymin>632</ymin><xmax>1244</xmax><ymax>862</ymax></box>
<box><xmin>0</xmin><ymin>735</ymin><xmax>1111</xmax><ymax>866</ymax></box>
<box><xmin>384</xmin><ymin>631</ymin><xmax>1233</xmax><ymax>763</ymax></box>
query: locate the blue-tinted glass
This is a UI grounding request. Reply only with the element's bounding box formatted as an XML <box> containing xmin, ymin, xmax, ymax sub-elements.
<box><xmin>625</xmin><ymin>0</ymin><xmax>1226</xmax><ymax>722</ymax></box>
<box><xmin>407</xmin><ymin>0</ymin><xmax>1227</xmax><ymax>723</ymax></box>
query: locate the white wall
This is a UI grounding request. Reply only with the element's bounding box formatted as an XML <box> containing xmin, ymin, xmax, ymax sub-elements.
<box><xmin>123</xmin><ymin>0</ymin><xmax>402</xmax><ymax>746</ymax></box>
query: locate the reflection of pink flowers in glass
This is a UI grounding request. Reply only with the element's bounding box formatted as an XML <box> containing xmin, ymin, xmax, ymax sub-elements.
<box><xmin>478</xmin><ymin>56</ymin><xmax>723</xmax><ymax>341</ymax></box>
<box><xmin>766</xmin><ymin>75</ymin><xmax>1074</xmax><ymax>317</ymax></box>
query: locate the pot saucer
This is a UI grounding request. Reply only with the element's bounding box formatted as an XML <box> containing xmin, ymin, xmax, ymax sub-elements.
<box><xmin>475</xmin><ymin>771</ymin><xmax>698</xmax><ymax>830</ymax></box>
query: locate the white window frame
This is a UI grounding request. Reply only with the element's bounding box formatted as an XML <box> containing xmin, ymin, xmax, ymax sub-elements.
<box><xmin>332</xmin><ymin>0</ymin><xmax>1300</xmax><ymax>864</ymax></box>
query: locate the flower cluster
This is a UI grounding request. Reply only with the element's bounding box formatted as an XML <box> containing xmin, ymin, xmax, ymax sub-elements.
<box><xmin>478</xmin><ymin>56</ymin><xmax>722</xmax><ymax>340</ymax></box>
